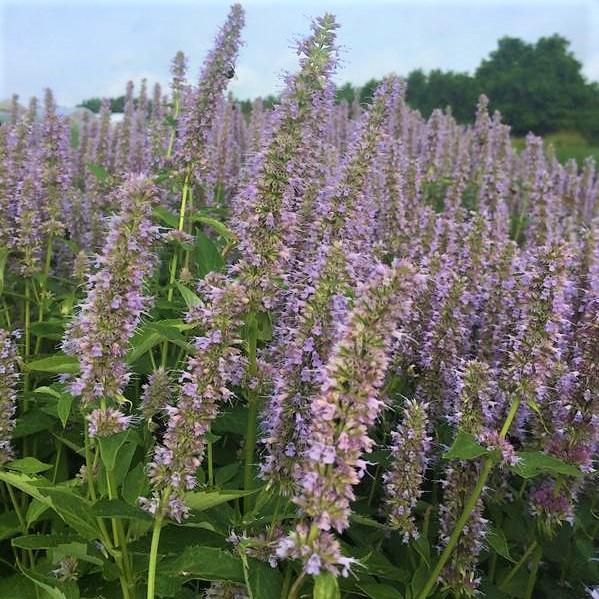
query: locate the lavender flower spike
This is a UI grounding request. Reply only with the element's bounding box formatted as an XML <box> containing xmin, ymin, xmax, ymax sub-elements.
<box><xmin>176</xmin><ymin>4</ymin><xmax>245</xmax><ymax>176</ymax></box>
<box><xmin>384</xmin><ymin>399</ymin><xmax>431</xmax><ymax>542</ymax></box>
<box><xmin>145</xmin><ymin>274</ymin><xmax>248</xmax><ymax>521</ymax></box>
<box><xmin>280</xmin><ymin>260</ymin><xmax>422</xmax><ymax>576</ymax></box>
<box><xmin>62</xmin><ymin>176</ymin><xmax>160</xmax><ymax>424</ymax></box>
<box><xmin>0</xmin><ymin>329</ymin><xmax>19</xmax><ymax>467</ymax></box>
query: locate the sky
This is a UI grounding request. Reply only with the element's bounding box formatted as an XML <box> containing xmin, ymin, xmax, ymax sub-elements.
<box><xmin>0</xmin><ymin>0</ymin><xmax>598</xmax><ymax>107</ymax></box>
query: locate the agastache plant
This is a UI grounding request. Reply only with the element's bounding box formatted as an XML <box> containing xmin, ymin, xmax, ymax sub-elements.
<box><xmin>63</xmin><ymin>175</ymin><xmax>159</xmax><ymax>425</ymax></box>
<box><xmin>0</xmin><ymin>329</ymin><xmax>19</xmax><ymax>466</ymax></box>
<box><xmin>0</xmin><ymin>8</ymin><xmax>597</xmax><ymax>599</ymax></box>
<box><xmin>280</xmin><ymin>261</ymin><xmax>421</xmax><ymax>578</ymax></box>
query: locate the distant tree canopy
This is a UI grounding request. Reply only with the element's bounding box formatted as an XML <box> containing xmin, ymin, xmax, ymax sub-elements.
<box><xmin>337</xmin><ymin>35</ymin><xmax>599</xmax><ymax>143</ymax></box>
<box><xmin>79</xmin><ymin>96</ymin><xmax>127</xmax><ymax>113</ymax></box>
<box><xmin>79</xmin><ymin>34</ymin><xmax>599</xmax><ymax>142</ymax></box>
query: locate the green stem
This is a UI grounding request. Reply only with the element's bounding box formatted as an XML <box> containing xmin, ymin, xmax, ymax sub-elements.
<box><xmin>207</xmin><ymin>440</ymin><xmax>214</xmax><ymax>488</ymax></box>
<box><xmin>280</xmin><ymin>565</ymin><xmax>292</xmax><ymax>599</ymax></box>
<box><xmin>23</xmin><ymin>280</ymin><xmax>31</xmax><ymax>394</ymax></box>
<box><xmin>166</xmin><ymin>175</ymin><xmax>190</xmax><ymax>303</ymax></box>
<box><xmin>34</xmin><ymin>234</ymin><xmax>54</xmax><ymax>355</ymax></box>
<box><xmin>499</xmin><ymin>541</ymin><xmax>538</xmax><ymax>590</ymax></box>
<box><xmin>146</xmin><ymin>516</ymin><xmax>164</xmax><ymax>599</ymax></box>
<box><xmin>524</xmin><ymin>546</ymin><xmax>541</xmax><ymax>599</ymax></box>
<box><xmin>417</xmin><ymin>396</ymin><xmax>521</xmax><ymax>599</ymax></box>
<box><xmin>6</xmin><ymin>484</ymin><xmax>34</xmax><ymax>567</ymax></box>
<box><xmin>287</xmin><ymin>572</ymin><xmax>306</xmax><ymax>599</ymax></box>
<box><xmin>417</xmin><ymin>458</ymin><xmax>494</xmax><ymax>599</ymax></box>
<box><xmin>243</xmin><ymin>315</ymin><xmax>259</xmax><ymax>512</ymax></box>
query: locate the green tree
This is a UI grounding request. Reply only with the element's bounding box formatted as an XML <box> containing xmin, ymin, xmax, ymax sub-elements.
<box><xmin>475</xmin><ymin>34</ymin><xmax>594</xmax><ymax>136</ymax></box>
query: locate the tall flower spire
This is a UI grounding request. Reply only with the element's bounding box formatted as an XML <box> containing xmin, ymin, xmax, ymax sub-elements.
<box><xmin>63</xmin><ymin>176</ymin><xmax>159</xmax><ymax>430</ymax></box>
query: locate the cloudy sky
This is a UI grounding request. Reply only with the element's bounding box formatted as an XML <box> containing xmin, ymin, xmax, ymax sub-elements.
<box><xmin>1</xmin><ymin>0</ymin><xmax>598</xmax><ymax>107</ymax></box>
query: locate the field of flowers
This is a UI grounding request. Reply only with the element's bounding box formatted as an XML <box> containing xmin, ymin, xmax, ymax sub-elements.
<box><xmin>0</xmin><ymin>4</ymin><xmax>597</xmax><ymax>599</ymax></box>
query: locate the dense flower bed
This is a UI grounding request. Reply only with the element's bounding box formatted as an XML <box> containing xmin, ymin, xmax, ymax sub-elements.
<box><xmin>0</xmin><ymin>5</ymin><xmax>596</xmax><ymax>599</ymax></box>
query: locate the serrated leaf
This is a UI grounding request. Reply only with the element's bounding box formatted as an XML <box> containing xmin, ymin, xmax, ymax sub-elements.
<box><xmin>444</xmin><ymin>430</ymin><xmax>488</xmax><ymax>460</ymax></box>
<box><xmin>43</xmin><ymin>488</ymin><xmax>100</xmax><ymax>540</ymax></box>
<box><xmin>7</xmin><ymin>457</ymin><xmax>53</xmax><ymax>474</ymax></box>
<box><xmin>21</xmin><ymin>567</ymin><xmax>74</xmax><ymax>599</ymax></box>
<box><xmin>176</xmin><ymin>281</ymin><xmax>201</xmax><ymax>309</ymax></box>
<box><xmin>127</xmin><ymin>329</ymin><xmax>162</xmax><ymax>364</ymax></box>
<box><xmin>12</xmin><ymin>410</ymin><xmax>56</xmax><ymax>439</ymax></box>
<box><xmin>244</xmin><ymin>558</ymin><xmax>282</xmax><ymax>599</ymax></box>
<box><xmin>194</xmin><ymin>231</ymin><xmax>224</xmax><ymax>278</ymax></box>
<box><xmin>98</xmin><ymin>430</ymin><xmax>129</xmax><ymax>472</ymax></box>
<box><xmin>350</xmin><ymin>513</ymin><xmax>387</xmax><ymax>530</ymax></box>
<box><xmin>358</xmin><ymin>582</ymin><xmax>402</xmax><ymax>599</ymax></box>
<box><xmin>12</xmin><ymin>533</ymin><xmax>83</xmax><ymax>550</ymax></box>
<box><xmin>314</xmin><ymin>571</ymin><xmax>341</xmax><ymax>599</ymax></box>
<box><xmin>26</xmin><ymin>499</ymin><xmax>50</xmax><ymax>528</ymax></box>
<box><xmin>160</xmin><ymin>546</ymin><xmax>245</xmax><ymax>583</ymax></box>
<box><xmin>0</xmin><ymin>471</ymin><xmax>50</xmax><ymax>505</ymax></box>
<box><xmin>487</xmin><ymin>527</ymin><xmax>514</xmax><ymax>562</ymax></box>
<box><xmin>153</xmin><ymin>206</ymin><xmax>179</xmax><ymax>228</ymax></box>
<box><xmin>93</xmin><ymin>499</ymin><xmax>152</xmax><ymax>522</ymax></box>
<box><xmin>511</xmin><ymin>451</ymin><xmax>583</xmax><ymax>479</ymax></box>
<box><xmin>26</xmin><ymin>354</ymin><xmax>79</xmax><ymax>374</ymax></box>
<box><xmin>122</xmin><ymin>462</ymin><xmax>147</xmax><ymax>506</ymax></box>
<box><xmin>191</xmin><ymin>214</ymin><xmax>234</xmax><ymax>241</ymax></box>
<box><xmin>0</xmin><ymin>511</ymin><xmax>20</xmax><ymax>542</ymax></box>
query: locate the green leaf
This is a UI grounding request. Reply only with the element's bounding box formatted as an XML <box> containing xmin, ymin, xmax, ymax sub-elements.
<box><xmin>357</xmin><ymin>582</ymin><xmax>402</xmax><ymax>599</ymax></box>
<box><xmin>0</xmin><ymin>471</ymin><xmax>50</xmax><ymax>504</ymax></box>
<box><xmin>214</xmin><ymin>463</ymin><xmax>240</xmax><ymax>486</ymax></box>
<box><xmin>413</xmin><ymin>534</ymin><xmax>431</xmax><ymax>567</ymax></box>
<box><xmin>122</xmin><ymin>463</ymin><xmax>148</xmax><ymax>506</ymax></box>
<box><xmin>487</xmin><ymin>527</ymin><xmax>514</xmax><ymax>562</ymax></box>
<box><xmin>87</xmin><ymin>162</ymin><xmax>109</xmax><ymax>182</ymax></box>
<box><xmin>34</xmin><ymin>385</ymin><xmax>75</xmax><ymax>427</ymax></box>
<box><xmin>26</xmin><ymin>499</ymin><xmax>49</xmax><ymax>528</ymax></box>
<box><xmin>92</xmin><ymin>499</ymin><xmax>152</xmax><ymax>522</ymax></box>
<box><xmin>26</xmin><ymin>353</ymin><xmax>79</xmax><ymax>374</ymax></box>
<box><xmin>185</xmin><ymin>489</ymin><xmax>259</xmax><ymax>513</ymax></box>
<box><xmin>53</xmin><ymin>540</ymin><xmax>105</xmax><ymax>567</ymax></box>
<box><xmin>12</xmin><ymin>533</ymin><xmax>83</xmax><ymax>550</ymax></box>
<box><xmin>12</xmin><ymin>410</ymin><xmax>55</xmax><ymax>438</ymax></box>
<box><xmin>410</xmin><ymin>562</ymin><xmax>431</xmax><ymax>597</ymax></box>
<box><xmin>0</xmin><ymin>574</ymin><xmax>37</xmax><ymax>599</ymax></box>
<box><xmin>313</xmin><ymin>572</ymin><xmax>341</xmax><ymax>599</ymax></box>
<box><xmin>350</xmin><ymin>513</ymin><xmax>387</xmax><ymax>530</ymax></box>
<box><xmin>191</xmin><ymin>214</ymin><xmax>234</xmax><ymax>241</ymax></box>
<box><xmin>194</xmin><ymin>231</ymin><xmax>225</xmax><ymax>278</ymax></box>
<box><xmin>176</xmin><ymin>282</ymin><xmax>201</xmax><ymax>309</ymax></box>
<box><xmin>7</xmin><ymin>457</ymin><xmax>53</xmax><ymax>474</ymax></box>
<box><xmin>160</xmin><ymin>546</ymin><xmax>245</xmax><ymax>583</ymax></box>
<box><xmin>511</xmin><ymin>451</ymin><xmax>583</xmax><ymax>479</ymax></box>
<box><xmin>213</xmin><ymin>406</ymin><xmax>248</xmax><ymax>436</ymax></box>
<box><xmin>30</xmin><ymin>320</ymin><xmax>64</xmax><ymax>340</ymax></box>
<box><xmin>21</xmin><ymin>567</ymin><xmax>73</xmax><ymax>599</ymax></box>
<box><xmin>153</xmin><ymin>206</ymin><xmax>179</xmax><ymax>228</ymax></box>
<box><xmin>98</xmin><ymin>430</ymin><xmax>129</xmax><ymax>472</ymax></box>
<box><xmin>244</xmin><ymin>559</ymin><xmax>282</xmax><ymax>599</ymax></box>
<box><xmin>43</xmin><ymin>488</ymin><xmax>100</xmax><ymax>540</ymax></box>
<box><xmin>127</xmin><ymin>329</ymin><xmax>162</xmax><ymax>364</ymax></box>
<box><xmin>0</xmin><ymin>511</ymin><xmax>20</xmax><ymax>542</ymax></box>
<box><xmin>57</xmin><ymin>392</ymin><xmax>74</xmax><ymax>428</ymax></box>
<box><xmin>444</xmin><ymin>430</ymin><xmax>488</xmax><ymax>460</ymax></box>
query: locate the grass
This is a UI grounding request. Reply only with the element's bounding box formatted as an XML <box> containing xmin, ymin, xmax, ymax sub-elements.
<box><xmin>512</xmin><ymin>130</ymin><xmax>599</xmax><ymax>167</ymax></box>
